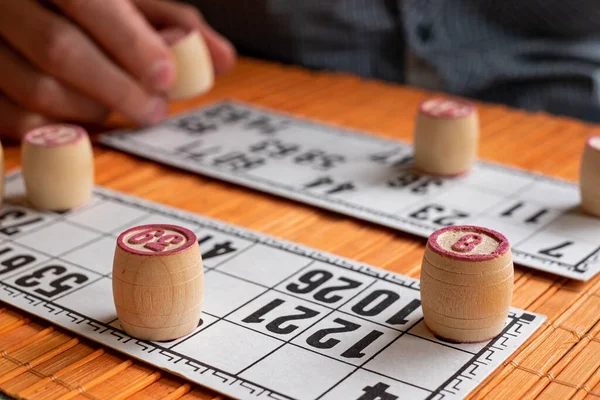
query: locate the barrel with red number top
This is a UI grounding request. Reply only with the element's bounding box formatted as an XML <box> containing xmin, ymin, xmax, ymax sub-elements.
<box><xmin>413</xmin><ymin>97</ymin><xmax>479</xmax><ymax>176</ymax></box>
<box><xmin>419</xmin><ymin>225</ymin><xmax>513</xmax><ymax>343</ymax></box>
<box><xmin>21</xmin><ymin>124</ymin><xmax>93</xmax><ymax>211</ymax></box>
<box><xmin>112</xmin><ymin>224</ymin><xmax>204</xmax><ymax>341</ymax></box>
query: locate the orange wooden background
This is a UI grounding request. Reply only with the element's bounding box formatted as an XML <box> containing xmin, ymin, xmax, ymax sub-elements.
<box><xmin>0</xmin><ymin>58</ymin><xmax>599</xmax><ymax>399</ymax></box>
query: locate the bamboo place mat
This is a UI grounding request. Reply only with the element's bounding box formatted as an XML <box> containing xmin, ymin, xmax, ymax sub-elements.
<box><xmin>0</xmin><ymin>57</ymin><xmax>599</xmax><ymax>400</ymax></box>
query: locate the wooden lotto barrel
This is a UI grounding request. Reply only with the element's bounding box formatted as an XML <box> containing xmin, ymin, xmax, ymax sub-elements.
<box><xmin>112</xmin><ymin>224</ymin><xmax>204</xmax><ymax>341</ymax></box>
<box><xmin>21</xmin><ymin>124</ymin><xmax>93</xmax><ymax>211</ymax></box>
<box><xmin>580</xmin><ymin>135</ymin><xmax>600</xmax><ymax>217</ymax></box>
<box><xmin>420</xmin><ymin>225</ymin><xmax>513</xmax><ymax>343</ymax></box>
<box><xmin>413</xmin><ymin>97</ymin><xmax>479</xmax><ymax>176</ymax></box>
<box><xmin>162</xmin><ymin>29</ymin><xmax>214</xmax><ymax>100</ymax></box>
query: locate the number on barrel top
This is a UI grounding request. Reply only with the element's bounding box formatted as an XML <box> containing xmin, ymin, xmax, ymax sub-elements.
<box><xmin>128</xmin><ymin>228</ymin><xmax>184</xmax><ymax>252</ymax></box>
<box><xmin>451</xmin><ymin>233</ymin><xmax>483</xmax><ymax>252</ymax></box>
<box><xmin>14</xmin><ymin>265</ymin><xmax>89</xmax><ymax>298</ymax></box>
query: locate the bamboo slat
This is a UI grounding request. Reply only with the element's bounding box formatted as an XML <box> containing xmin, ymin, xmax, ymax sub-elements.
<box><xmin>0</xmin><ymin>57</ymin><xmax>598</xmax><ymax>399</ymax></box>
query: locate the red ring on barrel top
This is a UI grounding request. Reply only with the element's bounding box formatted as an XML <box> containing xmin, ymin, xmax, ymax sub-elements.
<box><xmin>587</xmin><ymin>136</ymin><xmax>600</xmax><ymax>151</ymax></box>
<box><xmin>117</xmin><ymin>224</ymin><xmax>197</xmax><ymax>256</ymax></box>
<box><xmin>419</xmin><ymin>97</ymin><xmax>475</xmax><ymax>119</ymax></box>
<box><xmin>428</xmin><ymin>225</ymin><xmax>510</xmax><ymax>261</ymax></box>
<box><xmin>23</xmin><ymin>124</ymin><xmax>86</xmax><ymax>147</ymax></box>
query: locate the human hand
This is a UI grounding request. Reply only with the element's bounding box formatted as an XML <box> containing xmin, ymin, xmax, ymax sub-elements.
<box><xmin>0</xmin><ymin>0</ymin><xmax>236</xmax><ymax>140</ymax></box>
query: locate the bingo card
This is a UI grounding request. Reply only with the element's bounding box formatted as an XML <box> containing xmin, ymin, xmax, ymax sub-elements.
<box><xmin>0</xmin><ymin>172</ymin><xmax>544</xmax><ymax>400</ymax></box>
<box><xmin>99</xmin><ymin>101</ymin><xmax>600</xmax><ymax>281</ymax></box>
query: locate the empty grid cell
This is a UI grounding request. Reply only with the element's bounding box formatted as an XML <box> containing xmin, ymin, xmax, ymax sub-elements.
<box><xmin>55</xmin><ymin>277</ymin><xmax>116</xmax><ymax>323</ymax></box>
<box><xmin>516</xmin><ymin>180</ymin><xmax>580</xmax><ymax>210</ymax></box>
<box><xmin>202</xmin><ymin>270</ymin><xmax>267</xmax><ymax>318</ymax></box>
<box><xmin>125</xmin><ymin>126</ymin><xmax>200</xmax><ymax>153</ymax></box>
<box><xmin>172</xmin><ymin>320</ymin><xmax>281</xmax><ymax>375</ymax></box>
<box><xmin>240</xmin><ymin>342</ymin><xmax>354</xmax><ymax>400</ymax></box>
<box><xmin>129</xmin><ymin>213</ymin><xmax>199</xmax><ymax>234</ymax></box>
<box><xmin>408</xmin><ymin>320</ymin><xmax>489</xmax><ymax>354</ymax></box>
<box><xmin>427</xmin><ymin>185</ymin><xmax>506</xmax><ymax>215</ymax></box>
<box><xmin>463</xmin><ymin>165</ymin><xmax>535</xmax><ymax>195</ymax></box>
<box><xmin>532</xmin><ymin>212</ymin><xmax>600</xmax><ymax>244</ymax></box>
<box><xmin>61</xmin><ymin>236</ymin><xmax>116</xmax><ymax>275</ymax></box>
<box><xmin>364</xmin><ymin>334</ymin><xmax>475</xmax><ymax>391</ymax></box>
<box><xmin>66</xmin><ymin>201</ymin><xmax>148</xmax><ymax>234</ymax></box>
<box><xmin>216</xmin><ymin>245</ymin><xmax>311</xmax><ymax>286</ymax></box>
<box><xmin>16</xmin><ymin>221</ymin><xmax>100</xmax><ymax>257</ymax></box>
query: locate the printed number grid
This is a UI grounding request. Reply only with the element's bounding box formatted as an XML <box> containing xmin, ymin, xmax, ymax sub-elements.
<box><xmin>99</xmin><ymin>101</ymin><xmax>600</xmax><ymax>281</ymax></box>
<box><xmin>0</xmin><ymin>173</ymin><xmax>544</xmax><ymax>400</ymax></box>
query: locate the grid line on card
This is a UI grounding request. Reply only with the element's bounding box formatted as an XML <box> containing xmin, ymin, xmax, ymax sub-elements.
<box><xmin>88</xmin><ymin>186</ymin><xmax>423</xmax><ymax>292</ymax></box>
<box><xmin>236</xmin><ymin>278</ymin><xmax>380</xmax><ymax>377</ymax></box>
<box><xmin>423</xmin><ymin>316</ymin><xmax>523</xmax><ymax>400</ymax></box>
<box><xmin>402</xmin><ymin>332</ymin><xmax>477</xmax><ymax>356</ymax></box>
<box><xmin>98</xmin><ymin>100</ymin><xmax>600</xmax><ymax>280</ymax></box>
<box><xmin>315</xmin><ymin>316</ymin><xmax>429</xmax><ymax>400</ymax></box>
<box><xmin>5</xmin><ymin>223</ymin><xmax>111</xmax><ymax>277</ymax></box>
<box><xmin>0</xmin><ymin>280</ymin><xmax>295</xmax><ymax>400</ymax></box>
<box><xmin>109</xmin><ymin>139</ymin><xmax>588</xmax><ymax>273</ymax></box>
<box><xmin>0</xmin><ymin>172</ymin><xmax>547</xmax><ymax>400</ymax></box>
<box><xmin>172</xmin><ymin>259</ymin><xmax>316</xmax><ymax>350</ymax></box>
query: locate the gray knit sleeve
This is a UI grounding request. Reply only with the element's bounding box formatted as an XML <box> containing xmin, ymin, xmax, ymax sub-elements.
<box><xmin>480</xmin><ymin>1</ymin><xmax>600</xmax><ymax>37</ymax></box>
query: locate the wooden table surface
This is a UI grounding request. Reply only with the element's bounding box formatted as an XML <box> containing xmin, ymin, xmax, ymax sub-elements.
<box><xmin>0</xmin><ymin>58</ymin><xmax>600</xmax><ymax>400</ymax></box>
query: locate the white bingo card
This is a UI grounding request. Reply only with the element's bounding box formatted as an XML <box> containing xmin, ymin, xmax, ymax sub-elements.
<box><xmin>0</xmin><ymin>172</ymin><xmax>545</xmax><ymax>400</ymax></box>
<box><xmin>98</xmin><ymin>101</ymin><xmax>600</xmax><ymax>281</ymax></box>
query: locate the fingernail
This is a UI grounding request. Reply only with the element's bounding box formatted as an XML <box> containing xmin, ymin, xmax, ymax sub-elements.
<box><xmin>148</xmin><ymin>60</ymin><xmax>174</xmax><ymax>91</ymax></box>
<box><xmin>143</xmin><ymin>96</ymin><xmax>167</xmax><ymax>125</ymax></box>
